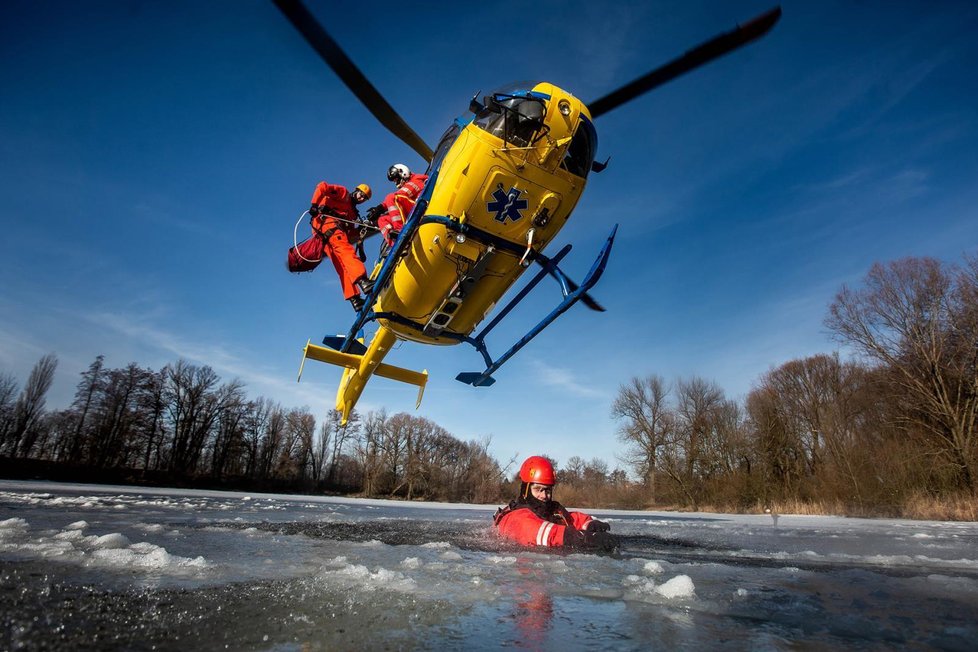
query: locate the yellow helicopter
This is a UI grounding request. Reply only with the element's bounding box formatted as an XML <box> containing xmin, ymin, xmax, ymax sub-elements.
<box><xmin>276</xmin><ymin>0</ymin><xmax>781</xmax><ymax>424</ymax></box>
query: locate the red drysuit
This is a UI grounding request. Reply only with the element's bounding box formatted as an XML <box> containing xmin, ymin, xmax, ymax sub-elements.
<box><xmin>289</xmin><ymin>182</ymin><xmax>366</xmax><ymax>300</ymax></box>
<box><xmin>493</xmin><ymin>501</ymin><xmax>594</xmax><ymax>547</ymax></box>
<box><xmin>378</xmin><ymin>172</ymin><xmax>428</xmax><ymax>244</ymax></box>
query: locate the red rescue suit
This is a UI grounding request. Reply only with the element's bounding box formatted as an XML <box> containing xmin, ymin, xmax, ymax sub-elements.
<box><xmin>494</xmin><ymin>501</ymin><xmax>594</xmax><ymax>547</ymax></box>
<box><xmin>378</xmin><ymin>172</ymin><xmax>428</xmax><ymax>245</ymax></box>
<box><xmin>306</xmin><ymin>182</ymin><xmax>366</xmax><ymax>300</ymax></box>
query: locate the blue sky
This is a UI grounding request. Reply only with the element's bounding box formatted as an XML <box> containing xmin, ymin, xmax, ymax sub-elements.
<box><xmin>2</xmin><ymin>1</ymin><xmax>977</xmax><ymax>472</ymax></box>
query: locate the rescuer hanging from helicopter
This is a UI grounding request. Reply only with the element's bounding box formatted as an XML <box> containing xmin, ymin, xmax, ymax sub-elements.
<box><xmin>494</xmin><ymin>456</ymin><xmax>615</xmax><ymax>550</ymax></box>
<box><xmin>286</xmin><ymin>180</ymin><xmax>376</xmax><ymax>312</ymax></box>
<box><xmin>365</xmin><ymin>163</ymin><xmax>429</xmax><ymax>248</ymax></box>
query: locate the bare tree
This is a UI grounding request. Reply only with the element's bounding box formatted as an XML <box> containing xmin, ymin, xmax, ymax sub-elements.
<box><xmin>0</xmin><ymin>373</ymin><xmax>18</xmax><ymax>445</ymax></box>
<box><xmin>827</xmin><ymin>256</ymin><xmax>978</xmax><ymax>492</ymax></box>
<box><xmin>243</xmin><ymin>398</ymin><xmax>273</xmax><ymax>478</ymax></box>
<box><xmin>355</xmin><ymin>410</ymin><xmax>388</xmax><ymax>495</ymax></box>
<box><xmin>746</xmin><ymin>384</ymin><xmax>806</xmax><ymax>500</ymax></box>
<box><xmin>61</xmin><ymin>355</ymin><xmax>105</xmax><ymax>462</ymax></box>
<box><xmin>6</xmin><ymin>354</ymin><xmax>58</xmax><ymax>457</ymax></box>
<box><xmin>312</xmin><ymin>408</ymin><xmax>359</xmax><ymax>487</ymax></box>
<box><xmin>138</xmin><ymin>369</ymin><xmax>166</xmax><ymax>471</ymax></box>
<box><xmin>758</xmin><ymin>354</ymin><xmax>874</xmax><ymax>502</ymax></box>
<box><xmin>209</xmin><ymin>383</ymin><xmax>249</xmax><ymax>479</ymax></box>
<box><xmin>655</xmin><ymin>377</ymin><xmax>727</xmax><ymax>508</ymax></box>
<box><xmin>162</xmin><ymin>361</ymin><xmax>233</xmax><ymax>474</ymax></box>
<box><xmin>561</xmin><ymin>456</ymin><xmax>586</xmax><ymax>487</ymax></box>
<box><xmin>611</xmin><ymin>375</ymin><xmax>672</xmax><ymax>502</ymax></box>
<box><xmin>256</xmin><ymin>404</ymin><xmax>286</xmax><ymax>481</ymax></box>
<box><xmin>261</xmin><ymin>407</ymin><xmax>313</xmax><ymax>483</ymax></box>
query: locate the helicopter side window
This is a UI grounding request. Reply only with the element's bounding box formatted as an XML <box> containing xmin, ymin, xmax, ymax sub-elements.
<box><xmin>560</xmin><ymin>116</ymin><xmax>597</xmax><ymax>178</ymax></box>
<box><xmin>473</xmin><ymin>94</ymin><xmax>548</xmax><ymax>147</ymax></box>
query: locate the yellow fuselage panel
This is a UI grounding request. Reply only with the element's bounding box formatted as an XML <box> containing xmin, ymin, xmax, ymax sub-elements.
<box><xmin>377</xmin><ymin>83</ymin><xmax>592</xmax><ymax>345</ymax></box>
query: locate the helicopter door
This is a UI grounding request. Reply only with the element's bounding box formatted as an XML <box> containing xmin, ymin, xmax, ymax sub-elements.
<box><xmin>475</xmin><ymin>168</ymin><xmax>561</xmax><ymax>242</ymax></box>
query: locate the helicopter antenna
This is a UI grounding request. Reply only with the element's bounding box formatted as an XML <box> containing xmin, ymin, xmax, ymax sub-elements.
<box><xmin>587</xmin><ymin>6</ymin><xmax>781</xmax><ymax>119</ymax></box>
<box><xmin>273</xmin><ymin>0</ymin><xmax>434</xmax><ymax>162</ymax></box>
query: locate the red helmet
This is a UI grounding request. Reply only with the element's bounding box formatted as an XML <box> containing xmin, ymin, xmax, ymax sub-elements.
<box><xmin>519</xmin><ymin>456</ymin><xmax>556</xmax><ymax>485</ymax></box>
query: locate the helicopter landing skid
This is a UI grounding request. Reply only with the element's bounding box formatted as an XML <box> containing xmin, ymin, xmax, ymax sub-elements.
<box><xmin>455</xmin><ymin>224</ymin><xmax>617</xmax><ymax>387</ymax></box>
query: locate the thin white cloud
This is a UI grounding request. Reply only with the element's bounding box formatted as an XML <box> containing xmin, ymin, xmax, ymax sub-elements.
<box><xmin>82</xmin><ymin>309</ymin><xmax>333</xmax><ymax>411</ymax></box>
<box><xmin>0</xmin><ymin>324</ymin><xmax>50</xmax><ymax>373</ymax></box>
<box><xmin>529</xmin><ymin>359</ymin><xmax>608</xmax><ymax>399</ymax></box>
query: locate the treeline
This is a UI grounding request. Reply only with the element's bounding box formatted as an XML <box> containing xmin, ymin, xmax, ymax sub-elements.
<box><xmin>0</xmin><ymin>356</ymin><xmax>506</xmax><ymax>501</ymax></box>
<box><xmin>1</xmin><ymin>253</ymin><xmax>975</xmax><ymax>519</ymax></box>
<box><xmin>611</xmin><ymin>254</ymin><xmax>977</xmax><ymax>519</ymax></box>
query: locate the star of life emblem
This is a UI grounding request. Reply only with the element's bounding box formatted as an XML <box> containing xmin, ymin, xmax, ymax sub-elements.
<box><xmin>487</xmin><ymin>183</ymin><xmax>529</xmax><ymax>223</ymax></box>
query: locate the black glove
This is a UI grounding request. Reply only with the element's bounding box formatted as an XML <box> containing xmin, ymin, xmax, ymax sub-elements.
<box><xmin>563</xmin><ymin>527</ymin><xmax>617</xmax><ymax>552</ymax></box>
<box><xmin>365</xmin><ymin>204</ymin><xmax>385</xmax><ymax>223</ymax></box>
<box><xmin>388</xmin><ymin>229</ymin><xmax>401</xmax><ymax>243</ymax></box>
<box><xmin>309</xmin><ymin>203</ymin><xmax>320</xmax><ymax>217</ymax></box>
<box><xmin>562</xmin><ymin>528</ymin><xmax>588</xmax><ymax>549</ymax></box>
<box><xmin>587</xmin><ymin>530</ymin><xmax>618</xmax><ymax>552</ymax></box>
<box><xmin>588</xmin><ymin>519</ymin><xmax>610</xmax><ymax>533</ymax></box>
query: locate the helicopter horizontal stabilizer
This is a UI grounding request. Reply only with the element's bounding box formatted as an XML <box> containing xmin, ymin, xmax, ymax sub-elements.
<box><xmin>302</xmin><ymin>341</ymin><xmax>428</xmax><ymax>390</ymax></box>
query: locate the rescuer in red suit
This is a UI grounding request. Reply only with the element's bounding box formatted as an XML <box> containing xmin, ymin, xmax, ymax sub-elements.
<box><xmin>368</xmin><ymin>163</ymin><xmax>429</xmax><ymax>247</ymax></box>
<box><xmin>288</xmin><ymin>181</ymin><xmax>375</xmax><ymax>312</ymax></box>
<box><xmin>494</xmin><ymin>456</ymin><xmax>614</xmax><ymax>550</ymax></box>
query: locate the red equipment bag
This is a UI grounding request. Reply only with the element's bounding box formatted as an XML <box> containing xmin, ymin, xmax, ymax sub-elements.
<box><xmin>287</xmin><ymin>235</ymin><xmax>323</xmax><ymax>273</ymax></box>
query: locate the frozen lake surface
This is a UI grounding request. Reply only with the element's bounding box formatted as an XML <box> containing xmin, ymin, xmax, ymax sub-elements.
<box><xmin>1</xmin><ymin>480</ymin><xmax>976</xmax><ymax>650</ymax></box>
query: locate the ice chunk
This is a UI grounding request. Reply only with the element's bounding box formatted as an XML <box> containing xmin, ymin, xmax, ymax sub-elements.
<box><xmin>54</xmin><ymin>529</ymin><xmax>85</xmax><ymax>541</ymax></box>
<box><xmin>643</xmin><ymin>560</ymin><xmax>665</xmax><ymax>575</ymax></box>
<box><xmin>0</xmin><ymin>517</ymin><xmax>29</xmax><ymax>538</ymax></box>
<box><xmin>93</xmin><ymin>533</ymin><xmax>131</xmax><ymax>549</ymax></box>
<box><xmin>656</xmin><ymin>574</ymin><xmax>695</xmax><ymax>599</ymax></box>
<box><xmin>320</xmin><ymin>562</ymin><xmax>418</xmax><ymax>593</ymax></box>
<box><xmin>90</xmin><ymin>542</ymin><xmax>208</xmax><ymax>570</ymax></box>
<box><xmin>421</xmin><ymin>541</ymin><xmax>451</xmax><ymax>549</ymax></box>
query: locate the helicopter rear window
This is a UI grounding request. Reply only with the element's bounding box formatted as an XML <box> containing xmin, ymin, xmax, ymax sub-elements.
<box><xmin>473</xmin><ymin>93</ymin><xmax>548</xmax><ymax>147</ymax></box>
<box><xmin>560</xmin><ymin>116</ymin><xmax>597</xmax><ymax>178</ymax></box>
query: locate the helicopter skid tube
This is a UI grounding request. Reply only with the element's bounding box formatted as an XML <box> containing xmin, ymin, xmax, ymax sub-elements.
<box><xmin>456</xmin><ymin>224</ymin><xmax>618</xmax><ymax>387</ymax></box>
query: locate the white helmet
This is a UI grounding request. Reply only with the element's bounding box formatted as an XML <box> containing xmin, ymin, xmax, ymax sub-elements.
<box><xmin>387</xmin><ymin>163</ymin><xmax>410</xmax><ymax>183</ymax></box>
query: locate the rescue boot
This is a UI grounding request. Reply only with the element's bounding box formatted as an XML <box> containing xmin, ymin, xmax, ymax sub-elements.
<box><xmin>349</xmin><ymin>295</ymin><xmax>365</xmax><ymax>313</ymax></box>
<box><xmin>354</xmin><ymin>276</ymin><xmax>374</xmax><ymax>296</ymax></box>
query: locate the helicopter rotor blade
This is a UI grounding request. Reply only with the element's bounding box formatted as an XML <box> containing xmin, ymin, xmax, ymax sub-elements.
<box><xmin>273</xmin><ymin>0</ymin><xmax>434</xmax><ymax>162</ymax></box>
<box><xmin>587</xmin><ymin>6</ymin><xmax>781</xmax><ymax>119</ymax></box>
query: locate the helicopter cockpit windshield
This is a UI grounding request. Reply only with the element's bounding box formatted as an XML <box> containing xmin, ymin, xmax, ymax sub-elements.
<box><xmin>473</xmin><ymin>84</ymin><xmax>548</xmax><ymax>148</ymax></box>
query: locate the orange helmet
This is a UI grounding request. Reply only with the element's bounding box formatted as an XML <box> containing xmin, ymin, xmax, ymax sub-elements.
<box><xmin>354</xmin><ymin>183</ymin><xmax>372</xmax><ymax>200</ymax></box>
<box><xmin>519</xmin><ymin>456</ymin><xmax>556</xmax><ymax>485</ymax></box>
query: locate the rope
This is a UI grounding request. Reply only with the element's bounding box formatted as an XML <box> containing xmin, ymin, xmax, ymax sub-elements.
<box><xmin>293</xmin><ymin>208</ymin><xmax>383</xmax><ymax>264</ymax></box>
<box><xmin>293</xmin><ymin>210</ymin><xmax>322</xmax><ymax>264</ymax></box>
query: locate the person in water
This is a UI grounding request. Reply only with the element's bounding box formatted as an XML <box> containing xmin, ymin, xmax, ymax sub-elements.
<box><xmin>494</xmin><ymin>455</ymin><xmax>615</xmax><ymax>550</ymax></box>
